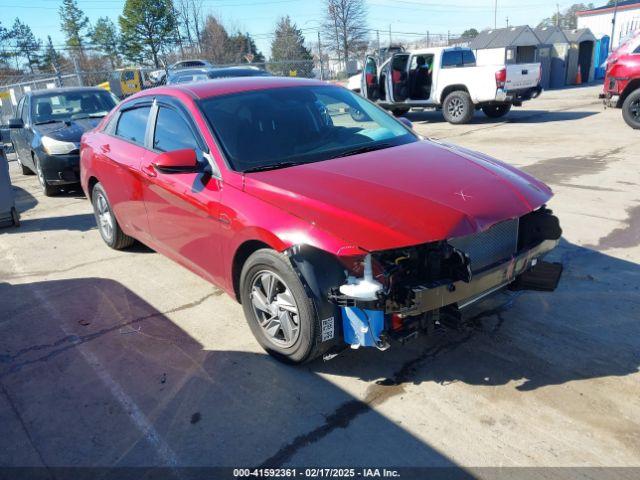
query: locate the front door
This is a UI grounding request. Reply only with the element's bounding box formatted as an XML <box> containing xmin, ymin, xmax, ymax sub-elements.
<box><xmin>141</xmin><ymin>100</ymin><xmax>224</xmax><ymax>284</ymax></box>
<box><xmin>361</xmin><ymin>56</ymin><xmax>380</xmax><ymax>101</ymax></box>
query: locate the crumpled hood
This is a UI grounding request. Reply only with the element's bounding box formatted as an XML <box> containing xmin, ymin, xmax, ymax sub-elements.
<box><xmin>244</xmin><ymin>140</ymin><xmax>553</xmax><ymax>252</ymax></box>
<box><xmin>36</xmin><ymin>118</ymin><xmax>101</xmax><ymax>143</ymax></box>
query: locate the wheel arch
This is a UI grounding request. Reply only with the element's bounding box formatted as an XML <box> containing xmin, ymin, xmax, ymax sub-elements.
<box><xmin>231</xmin><ymin>239</ymin><xmax>274</xmax><ymax>302</ymax></box>
<box><xmin>440</xmin><ymin>84</ymin><xmax>470</xmax><ymax>104</ymax></box>
<box><xmin>621</xmin><ymin>79</ymin><xmax>640</xmax><ymax>103</ymax></box>
<box><xmin>87</xmin><ymin>176</ymin><xmax>100</xmax><ymax>200</ymax></box>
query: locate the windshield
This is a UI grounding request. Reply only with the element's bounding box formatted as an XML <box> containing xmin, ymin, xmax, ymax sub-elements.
<box><xmin>200</xmin><ymin>85</ymin><xmax>417</xmax><ymax>172</ymax></box>
<box><xmin>31</xmin><ymin>91</ymin><xmax>117</xmax><ymax>124</ymax></box>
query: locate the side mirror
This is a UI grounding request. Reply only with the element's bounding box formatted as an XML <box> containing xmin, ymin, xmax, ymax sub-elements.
<box><xmin>8</xmin><ymin>118</ymin><xmax>24</xmax><ymax>129</ymax></box>
<box><xmin>153</xmin><ymin>148</ymin><xmax>199</xmax><ymax>173</ymax></box>
<box><xmin>397</xmin><ymin>117</ymin><xmax>413</xmax><ymax>129</ymax></box>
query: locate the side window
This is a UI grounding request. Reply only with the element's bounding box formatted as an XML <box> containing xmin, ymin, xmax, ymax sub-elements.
<box><xmin>115</xmin><ymin>106</ymin><xmax>150</xmax><ymax>145</ymax></box>
<box><xmin>442</xmin><ymin>51</ymin><xmax>463</xmax><ymax>68</ymax></box>
<box><xmin>153</xmin><ymin>106</ymin><xmax>199</xmax><ymax>152</ymax></box>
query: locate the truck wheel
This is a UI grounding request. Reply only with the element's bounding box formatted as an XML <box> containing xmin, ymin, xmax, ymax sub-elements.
<box><xmin>240</xmin><ymin>249</ymin><xmax>321</xmax><ymax>364</ymax></box>
<box><xmin>392</xmin><ymin>108</ymin><xmax>410</xmax><ymax>117</ymax></box>
<box><xmin>622</xmin><ymin>89</ymin><xmax>640</xmax><ymax>129</ymax></box>
<box><xmin>91</xmin><ymin>182</ymin><xmax>135</xmax><ymax>250</ymax></box>
<box><xmin>482</xmin><ymin>103</ymin><xmax>512</xmax><ymax>118</ymax></box>
<box><xmin>443</xmin><ymin>91</ymin><xmax>474</xmax><ymax>124</ymax></box>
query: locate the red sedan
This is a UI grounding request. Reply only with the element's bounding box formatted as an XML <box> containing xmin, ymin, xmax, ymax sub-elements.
<box><xmin>81</xmin><ymin>77</ymin><xmax>562</xmax><ymax>363</ymax></box>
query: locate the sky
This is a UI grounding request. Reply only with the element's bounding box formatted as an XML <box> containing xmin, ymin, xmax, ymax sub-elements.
<box><xmin>3</xmin><ymin>0</ymin><xmax>588</xmax><ymax>58</ymax></box>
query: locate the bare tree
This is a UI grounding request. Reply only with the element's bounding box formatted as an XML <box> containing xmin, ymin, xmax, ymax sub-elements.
<box><xmin>175</xmin><ymin>0</ymin><xmax>205</xmax><ymax>54</ymax></box>
<box><xmin>323</xmin><ymin>0</ymin><xmax>368</xmax><ymax>71</ymax></box>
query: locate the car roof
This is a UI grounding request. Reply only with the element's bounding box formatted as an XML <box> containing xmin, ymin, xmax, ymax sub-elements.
<box><xmin>27</xmin><ymin>87</ymin><xmax>107</xmax><ymax>97</ymax></box>
<box><xmin>136</xmin><ymin>76</ymin><xmax>332</xmax><ymax>101</ymax></box>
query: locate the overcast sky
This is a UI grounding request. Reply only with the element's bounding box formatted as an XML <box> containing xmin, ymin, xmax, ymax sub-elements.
<box><xmin>5</xmin><ymin>0</ymin><xmax>587</xmax><ymax>57</ymax></box>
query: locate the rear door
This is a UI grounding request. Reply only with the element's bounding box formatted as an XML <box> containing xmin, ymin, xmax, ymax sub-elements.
<box><xmin>387</xmin><ymin>53</ymin><xmax>410</xmax><ymax>102</ymax></box>
<box><xmin>505</xmin><ymin>63</ymin><xmax>541</xmax><ymax>90</ymax></box>
<box><xmin>99</xmin><ymin>100</ymin><xmax>153</xmax><ymax>241</ymax></box>
<box><xmin>141</xmin><ymin>98</ymin><xmax>224</xmax><ymax>284</ymax></box>
<box><xmin>361</xmin><ymin>55</ymin><xmax>380</xmax><ymax>101</ymax></box>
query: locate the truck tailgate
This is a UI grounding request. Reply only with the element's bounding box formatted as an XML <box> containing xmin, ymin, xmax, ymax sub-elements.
<box><xmin>505</xmin><ymin>63</ymin><xmax>540</xmax><ymax>90</ymax></box>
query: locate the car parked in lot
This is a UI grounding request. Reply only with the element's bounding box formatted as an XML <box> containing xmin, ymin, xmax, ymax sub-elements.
<box><xmin>10</xmin><ymin>87</ymin><xmax>118</xmax><ymax>196</ymax></box>
<box><xmin>602</xmin><ymin>31</ymin><xmax>640</xmax><ymax>129</ymax></box>
<box><xmin>80</xmin><ymin>77</ymin><xmax>562</xmax><ymax>363</ymax></box>
<box><xmin>167</xmin><ymin>67</ymin><xmax>271</xmax><ymax>85</ymax></box>
<box><xmin>353</xmin><ymin>46</ymin><xmax>542</xmax><ymax>124</ymax></box>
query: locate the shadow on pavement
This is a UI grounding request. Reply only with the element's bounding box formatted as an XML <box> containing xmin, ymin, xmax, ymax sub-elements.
<box><xmin>4</xmin><ymin>213</ymin><xmax>96</xmax><ymax>233</ymax></box>
<box><xmin>0</xmin><ymin>239</ymin><xmax>637</xmax><ymax>472</ymax></box>
<box><xmin>406</xmin><ymin>110</ymin><xmax>599</xmax><ymax>125</ymax></box>
<box><xmin>12</xmin><ymin>186</ymin><xmax>38</xmax><ymax>214</ymax></box>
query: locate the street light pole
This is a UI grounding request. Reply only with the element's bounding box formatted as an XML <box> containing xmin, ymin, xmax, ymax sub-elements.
<box><xmin>610</xmin><ymin>0</ymin><xmax>619</xmax><ymax>52</ymax></box>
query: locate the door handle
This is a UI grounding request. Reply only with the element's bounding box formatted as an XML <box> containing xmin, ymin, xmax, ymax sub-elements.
<box><xmin>141</xmin><ymin>163</ymin><xmax>157</xmax><ymax>177</ymax></box>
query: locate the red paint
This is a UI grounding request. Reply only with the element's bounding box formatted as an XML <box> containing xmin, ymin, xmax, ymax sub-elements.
<box><xmin>81</xmin><ymin>77</ymin><xmax>553</xmax><ymax>299</ymax></box>
<box><xmin>603</xmin><ymin>31</ymin><xmax>640</xmax><ymax>97</ymax></box>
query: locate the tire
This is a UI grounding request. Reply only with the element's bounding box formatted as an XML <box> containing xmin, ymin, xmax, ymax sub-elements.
<box><xmin>240</xmin><ymin>249</ymin><xmax>321</xmax><ymax>364</ymax></box>
<box><xmin>442</xmin><ymin>90</ymin><xmax>474</xmax><ymax>124</ymax></box>
<box><xmin>11</xmin><ymin>207</ymin><xmax>20</xmax><ymax>227</ymax></box>
<box><xmin>392</xmin><ymin>108</ymin><xmax>410</xmax><ymax>117</ymax></box>
<box><xmin>91</xmin><ymin>182</ymin><xmax>135</xmax><ymax>250</ymax></box>
<box><xmin>482</xmin><ymin>103</ymin><xmax>512</xmax><ymax>119</ymax></box>
<box><xmin>622</xmin><ymin>89</ymin><xmax>640</xmax><ymax>130</ymax></box>
<box><xmin>13</xmin><ymin>144</ymin><xmax>33</xmax><ymax>175</ymax></box>
<box><xmin>34</xmin><ymin>155</ymin><xmax>59</xmax><ymax>196</ymax></box>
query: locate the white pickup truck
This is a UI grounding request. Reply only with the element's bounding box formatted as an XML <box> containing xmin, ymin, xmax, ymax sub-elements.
<box><xmin>353</xmin><ymin>46</ymin><xmax>542</xmax><ymax>124</ymax></box>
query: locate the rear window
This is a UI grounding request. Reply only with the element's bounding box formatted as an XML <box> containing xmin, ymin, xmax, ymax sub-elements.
<box><xmin>441</xmin><ymin>50</ymin><xmax>476</xmax><ymax>68</ymax></box>
<box><xmin>116</xmin><ymin>106</ymin><xmax>150</xmax><ymax>145</ymax></box>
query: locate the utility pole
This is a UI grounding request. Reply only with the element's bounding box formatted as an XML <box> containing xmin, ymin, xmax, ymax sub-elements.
<box><xmin>610</xmin><ymin>0</ymin><xmax>619</xmax><ymax>52</ymax></box>
<box><xmin>317</xmin><ymin>31</ymin><xmax>324</xmax><ymax>81</ymax></box>
<box><xmin>427</xmin><ymin>30</ymin><xmax>430</xmax><ymax>47</ymax></box>
<box><xmin>376</xmin><ymin>29</ymin><xmax>380</xmax><ymax>53</ymax></box>
<box><xmin>330</xmin><ymin>5</ymin><xmax>342</xmax><ymax>73</ymax></box>
<box><xmin>72</xmin><ymin>56</ymin><xmax>83</xmax><ymax>86</ymax></box>
<box><xmin>556</xmin><ymin>3</ymin><xmax>560</xmax><ymax>28</ymax></box>
<box><xmin>388</xmin><ymin>24</ymin><xmax>392</xmax><ymax>46</ymax></box>
<box><xmin>506</xmin><ymin>17</ymin><xmax>509</xmax><ymax>28</ymax></box>
<box><xmin>494</xmin><ymin>0</ymin><xmax>498</xmax><ymax>29</ymax></box>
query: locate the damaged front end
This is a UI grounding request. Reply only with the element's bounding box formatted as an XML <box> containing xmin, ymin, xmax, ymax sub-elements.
<box><xmin>326</xmin><ymin>206</ymin><xmax>563</xmax><ymax>351</ymax></box>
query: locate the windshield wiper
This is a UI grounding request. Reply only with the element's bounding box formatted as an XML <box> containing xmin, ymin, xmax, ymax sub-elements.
<box><xmin>34</xmin><ymin>119</ymin><xmax>63</xmax><ymax>125</ymax></box>
<box><xmin>243</xmin><ymin>161</ymin><xmax>302</xmax><ymax>173</ymax></box>
<box><xmin>331</xmin><ymin>143</ymin><xmax>394</xmax><ymax>159</ymax></box>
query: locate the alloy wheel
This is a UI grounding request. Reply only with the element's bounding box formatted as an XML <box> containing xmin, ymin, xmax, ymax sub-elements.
<box><xmin>447</xmin><ymin>98</ymin><xmax>464</xmax><ymax>118</ymax></box>
<box><xmin>95</xmin><ymin>192</ymin><xmax>114</xmax><ymax>242</ymax></box>
<box><xmin>250</xmin><ymin>270</ymin><xmax>300</xmax><ymax>348</ymax></box>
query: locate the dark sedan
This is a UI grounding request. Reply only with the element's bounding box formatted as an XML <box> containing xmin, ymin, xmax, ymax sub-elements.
<box><xmin>9</xmin><ymin>87</ymin><xmax>118</xmax><ymax>196</ymax></box>
<box><xmin>166</xmin><ymin>67</ymin><xmax>270</xmax><ymax>85</ymax></box>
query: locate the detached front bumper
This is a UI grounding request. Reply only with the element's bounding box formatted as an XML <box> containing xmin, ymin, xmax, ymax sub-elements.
<box><xmin>399</xmin><ymin>238</ymin><xmax>559</xmax><ymax>316</ymax></box>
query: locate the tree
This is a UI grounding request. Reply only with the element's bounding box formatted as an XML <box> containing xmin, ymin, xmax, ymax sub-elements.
<box><xmin>270</xmin><ymin>16</ymin><xmax>314</xmax><ymax>78</ymax></box>
<box><xmin>119</xmin><ymin>0</ymin><xmax>178</xmax><ymax>67</ymax></box>
<box><xmin>176</xmin><ymin>0</ymin><xmax>205</xmax><ymax>53</ymax></box>
<box><xmin>200</xmin><ymin>15</ymin><xmax>231</xmax><ymax>64</ymax></box>
<box><xmin>91</xmin><ymin>17</ymin><xmax>120</xmax><ymax>68</ymax></box>
<box><xmin>461</xmin><ymin>28</ymin><xmax>479</xmax><ymax>39</ymax></box>
<box><xmin>537</xmin><ymin>3</ymin><xmax>594</xmax><ymax>30</ymax></box>
<box><xmin>323</xmin><ymin>0</ymin><xmax>368</xmax><ymax>71</ymax></box>
<box><xmin>12</xmin><ymin>19</ymin><xmax>42</xmax><ymax>73</ymax></box>
<box><xmin>227</xmin><ymin>32</ymin><xmax>265</xmax><ymax>64</ymax></box>
<box><xmin>41</xmin><ymin>36</ymin><xmax>63</xmax><ymax>73</ymax></box>
<box><xmin>59</xmin><ymin>0</ymin><xmax>90</xmax><ymax>58</ymax></box>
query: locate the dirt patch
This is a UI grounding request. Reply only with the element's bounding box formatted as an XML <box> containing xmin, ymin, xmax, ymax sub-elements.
<box><xmin>521</xmin><ymin>147</ymin><xmax>624</xmax><ymax>185</ymax></box>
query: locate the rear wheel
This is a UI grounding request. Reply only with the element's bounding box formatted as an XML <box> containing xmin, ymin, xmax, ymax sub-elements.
<box><xmin>91</xmin><ymin>182</ymin><xmax>135</xmax><ymax>250</ymax></box>
<box><xmin>622</xmin><ymin>89</ymin><xmax>640</xmax><ymax>129</ymax></box>
<box><xmin>482</xmin><ymin>103</ymin><xmax>512</xmax><ymax>118</ymax></box>
<box><xmin>442</xmin><ymin>90</ymin><xmax>474</xmax><ymax>124</ymax></box>
<box><xmin>392</xmin><ymin>108</ymin><xmax>410</xmax><ymax>117</ymax></box>
<box><xmin>34</xmin><ymin>155</ymin><xmax>59</xmax><ymax>196</ymax></box>
<box><xmin>240</xmin><ymin>249</ymin><xmax>321</xmax><ymax>364</ymax></box>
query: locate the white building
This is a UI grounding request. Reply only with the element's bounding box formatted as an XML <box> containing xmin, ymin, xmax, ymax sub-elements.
<box><xmin>577</xmin><ymin>0</ymin><xmax>640</xmax><ymax>48</ymax></box>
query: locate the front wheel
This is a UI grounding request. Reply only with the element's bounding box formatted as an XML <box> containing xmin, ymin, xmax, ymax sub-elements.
<box><xmin>482</xmin><ymin>103</ymin><xmax>512</xmax><ymax>118</ymax></box>
<box><xmin>622</xmin><ymin>89</ymin><xmax>640</xmax><ymax>129</ymax></box>
<box><xmin>34</xmin><ymin>155</ymin><xmax>59</xmax><ymax>196</ymax></box>
<box><xmin>442</xmin><ymin>91</ymin><xmax>474</xmax><ymax>124</ymax></box>
<box><xmin>240</xmin><ymin>249</ymin><xmax>321</xmax><ymax>364</ymax></box>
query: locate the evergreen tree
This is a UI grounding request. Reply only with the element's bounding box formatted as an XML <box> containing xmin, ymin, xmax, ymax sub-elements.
<box><xmin>200</xmin><ymin>15</ymin><xmax>230</xmax><ymax>64</ymax></box>
<box><xmin>227</xmin><ymin>32</ymin><xmax>265</xmax><ymax>64</ymax></box>
<box><xmin>59</xmin><ymin>0</ymin><xmax>90</xmax><ymax>57</ymax></box>
<box><xmin>270</xmin><ymin>16</ymin><xmax>313</xmax><ymax>78</ymax></box>
<box><xmin>41</xmin><ymin>36</ymin><xmax>63</xmax><ymax>73</ymax></box>
<box><xmin>119</xmin><ymin>0</ymin><xmax>178</xmax><ymax>67</ymax></box>
<box><xmin>91</xmin><ymin>17</ymin><xmax>120</xmax><ymax>68</ymax></box>
<box><xmin>12</xmin><ymin>19</ymin><xmax>42</xmax><ymax>73</ymax></box>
